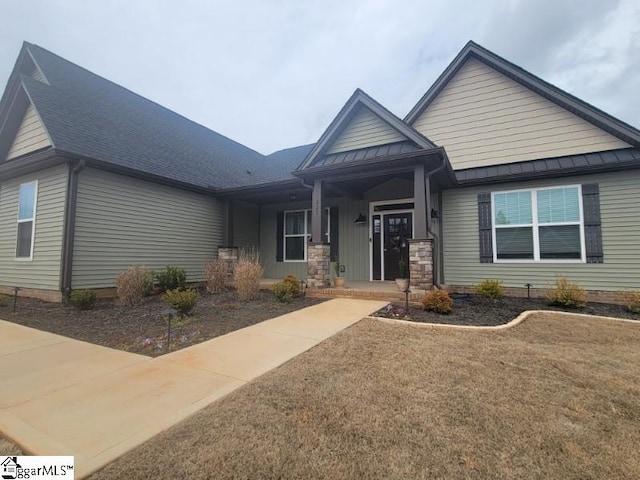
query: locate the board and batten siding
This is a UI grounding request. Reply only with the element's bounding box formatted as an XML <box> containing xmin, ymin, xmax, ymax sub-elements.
<box><xmin>233</xmin><ymin>200</ymin><xmax>260</xmax><ymax>250</ymax></box>
<box><xmin>326</xmin><ymin>107</ymin><xmax>406</xmax><ymax>154</ymax></box>
<box><xmin>260</xmin><ymin>197</ymin><xmax>369</xmax><ymax>281</ymax></box>
<box><xmin>412</xmin><ymin>58</ymin><xmax>629</xmax><ymax>170</ymax></box>
<box><xmin>442</xmin><ymin>170</ymin><xmax>640</xmax><ymax>291</ymax></box>
<box><xmin>6</xmin><ymin>104</ymin><xmax>52</xmax><ymax>160</ymax></box>
<box><xmin>0</xmin><ymin>164</ymin><xmax>68</xmax><ymax>290</ymax></box>
<box><xmin>72</xmin><ymin>168</ymin><xmax>224</xmax><ymax>289</ymax></box>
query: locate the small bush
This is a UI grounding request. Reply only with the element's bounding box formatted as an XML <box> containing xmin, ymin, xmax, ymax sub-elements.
<box><xmin>421</xmin><ymin>290</ymin><xmax>454</xmax><ymax>314</ymax></box>
<box><xmin>616</xmin><ymin>291</ymin><xmax>640</xmax><ymax>313</ymax></box>
<box><xmin>205</xmin><ymin>259</ymin><xmax>228</xmax><ymax>293</ymax></box>
<box><xmin>69</xmin><ymin>289</ymin><xmax>97</xmax><ymax>310</ymax></box>
<box><xmin>546</xmin><ymin>276</ymin><xmax>587</xmax><ymax>309</ymax></box>
<box><xmin>162</xmin><ymin>288</ymin><xmax>199</xmax><ymax>316</ymax></box>
<box><xmin>283</xmin><ymin>274</ymin><xmax>301</xmax><ymax>297</ymax></box>
<box><xmin>234</xmin><ymin>248</ymin><xmax>264</xmax><ymax>301</ymax></box>
<box><xmin>476</xmin><ymin>279</ymin><xmax>504</xmax><ymax>300</ymax></box>
<box><xmin>0</xmin><ymin>294</ymin><xmax>8</xmax><ymax>307</ymax></box>
<box><xmin>116</xmin><ymin>265</ymin><xmax>154</xmax><ymax>306</ymax></box>
<box><xmin>273</xmin><ymin>282</ymin><xmax>295</xmax><ymax>303</ymax></box>
<box><xmin>156</xmin><ymin>266</ymin><xmax>187</xmax><ymax>292</ymax></box>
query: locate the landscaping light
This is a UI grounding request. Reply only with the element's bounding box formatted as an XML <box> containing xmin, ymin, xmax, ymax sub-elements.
<box><xmin>525</xmin><ymin>283</ymin><xmax>532</xmax><ymax>299</ymax></box>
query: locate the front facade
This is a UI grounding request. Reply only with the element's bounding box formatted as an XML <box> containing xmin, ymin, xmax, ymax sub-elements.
<box><xmin>0</xmin><ymin>41</ymin><xmax>639</xmax><ymax>301</ymax></box>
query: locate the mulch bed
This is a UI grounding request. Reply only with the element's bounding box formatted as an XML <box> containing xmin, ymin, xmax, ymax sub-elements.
<box><xmin>374</xmin><ymin>293</ymin><xmax>640</xmax><ymax>326</ymax></box>
<box><xmin>0</xmin><ymin>290</ymin><xmax>323</xmax><ymax>357</ymax></box>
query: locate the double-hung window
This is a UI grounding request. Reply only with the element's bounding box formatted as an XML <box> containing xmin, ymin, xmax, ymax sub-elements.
<box><xmin>492</xmin><ymin>185</ymin><xmax>584</xmax><ymax>262</ymax></box>
<box><xmin>16</xmin><ymin>181</ymin><xmax>38</xmax><ymax>259</ymax></box>
<box><xmin>284</xmin><ymin>209</ymin><xmax>330</xmax><ymax>261</ymax></box>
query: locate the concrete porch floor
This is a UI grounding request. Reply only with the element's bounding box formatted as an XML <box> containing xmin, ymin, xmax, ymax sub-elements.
<box><xmin>261</xmin><ymin>279</ymin><xmax>427</xmax><ymax>303</ymax></box>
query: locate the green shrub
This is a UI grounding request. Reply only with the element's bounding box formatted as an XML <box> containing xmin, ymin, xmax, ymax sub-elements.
<box><xmin>205</xmin><ymin>259</ymin><xmax>228</xmax><ymax>293</ymax></box>
<box><xmin>475</xmin><ymin>279</ymin><xmax>504</xmax><ymax>300</ymax></box>
<box><xmin>0</xmin><ymin>294</ymin><xmax>8</xmax><ymax>307</ymax></box>
<box><xmin>116</xmin><ymin>265</ymin><xmax>154</xmax><ymax>306</ymax></box>
<box><xmin>546</xmin><ymin>276</ymin><xmax>587</xmax><ymax>309</ymax></box>
<box><xmin>421</xmin><ymin>290</ymin><xmax>454</xmax><ymax>314</ymax></box>
<box><xmin>69</xmin><ymin>289</ymin><xmax>97</xmax><ymax>310</ymax></box>
<box><xmin>234</xmin><ymin>248</ymin><xmax>263</xmax><ymax>301</ymax></box>
<box><xmin>156</xmin><ymin>266</ymin><xmax>187</xmax><ymax>292</ymax></box>
<box><xmin>616</xmin><ymin>291</ymin><xmax>640</xmax><ymax>313</ymax></box>
<box><xmin>283</xmin><ymin>274</ymin><xmax>301</xmax><ymax>297</ymax></box>
<box><xmin>273</xmin><ymin>282</ymin><xmax>295</xmax><ymax>303</ymax></box>
<box><xmin>162</xmin><ymin>288</ymin><xmax>199</xmax><ymax>316</ymax></box>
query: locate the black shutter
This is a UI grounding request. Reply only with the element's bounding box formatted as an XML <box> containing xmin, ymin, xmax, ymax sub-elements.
<box><xmin>329</xmin><ymin>206</ymin><xmax>339</xmax><ymax>261</ymax></box>
<box><xmin>276</xmin><ymin>211</ymin><xmax>284</xmax><ymax>262</ymax></box>
<box><xmin>582</xmin><ymin>184</ymin><xmax>603</xmax><ymax>263</ymax></box>
<box><xmin>478</xmin><ymin>193</ymin><xmax>493</xmax><ymax>263</ymax></box>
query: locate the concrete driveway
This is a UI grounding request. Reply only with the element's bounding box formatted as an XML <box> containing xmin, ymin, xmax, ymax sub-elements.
<box><xmin>0</xmin><ymin>298</ymin><xmax>386</xmax><ymax>478</ymax></box>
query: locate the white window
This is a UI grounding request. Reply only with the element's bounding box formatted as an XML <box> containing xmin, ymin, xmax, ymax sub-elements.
<box><xmin>284</xmin><ymin>208</ymin><xmax>330</xmax><ymax>262</ymax></box>
<box><xmin>492</xmin><ymin>185</ymin><xmax>584</xmax><ymax>262</ymax></box>
<box><xmin>16</xmin><ymin>181</ymin><xmax>38</xmax><ymax>259</ymax></box>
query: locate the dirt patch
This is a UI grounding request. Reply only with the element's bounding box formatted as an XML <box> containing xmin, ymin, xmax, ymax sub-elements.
<box><xmin>89</xmin><ymin>313</ymin><xmax>640</xmax><ymax>479</ymax></box>
<box><xmin>0</xmin><ymin>290</ymin><xmax>323</xmax><ymax>357</ymax></box>
<box><xmin>374</xmin><ymin>294</ymin><xmax>640</xmax><ymax>326</ymax></box>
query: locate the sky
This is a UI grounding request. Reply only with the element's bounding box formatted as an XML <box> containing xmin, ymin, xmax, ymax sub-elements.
<box><xmin>1</xmin><ymin>0</ymin><xmax>639</xmax><ymax>155</ymax></box>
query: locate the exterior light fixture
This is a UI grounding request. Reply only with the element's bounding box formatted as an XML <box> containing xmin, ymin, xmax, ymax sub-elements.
<box><xmin>354</xmin><ymin>213</ymin><xmax>367</xmax><ymax>225</ymax></box>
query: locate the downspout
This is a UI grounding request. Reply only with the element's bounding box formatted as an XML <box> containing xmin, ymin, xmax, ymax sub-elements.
<box><xmin>60</xmin><ymin>159</ymin><xmax>85</xmax><ymax>298</ymax></box>
<box><xmin>424</xmin><ymin>156</ymin><xmax>447</xmax><ymax>289</ymax></box>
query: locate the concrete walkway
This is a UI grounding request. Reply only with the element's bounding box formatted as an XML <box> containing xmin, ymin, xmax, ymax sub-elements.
<box><xmin>0</xmin><ymin>298</ymin><xmax>387</xmax><ymax>478</ymax></box>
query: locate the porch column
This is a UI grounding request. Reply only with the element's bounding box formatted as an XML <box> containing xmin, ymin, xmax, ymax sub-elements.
<box><xmin>308</xmin><ymin>180</ymin><xmax>330</xmax><ymax>287</ymax></box>
<box><xmin>413</xmin><ymin>163</ymin><xmax>428</xmax><ymax>239</ymax></box>
<box><xmin>217</xmin><ymin>246</ymin><xmax>238</xmax><ymax>281</ymax></box>
<box><xmin>311</xmin><ymin>180</ymin><xmax>327</xmax><ymax>243</ymax></box>
<box><xmin>408</xmin><ymin>239</ymin><xmax>434</xmax><ymax>290</ymax></box>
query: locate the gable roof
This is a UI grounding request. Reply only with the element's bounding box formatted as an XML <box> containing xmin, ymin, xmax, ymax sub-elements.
<box><xmin>405</xmin><ymin>40</ymin><xmax>640</xmax><ymax>147</ymax></box>
<box><xmin>297</xmin><ymin>88</ymin><xmax>437</xmax><ymax>170</ymax></box>
<box><xmin>0</xmin><ymin>43</ymin><xmax>291</xmax><ymax>190</ymax></box>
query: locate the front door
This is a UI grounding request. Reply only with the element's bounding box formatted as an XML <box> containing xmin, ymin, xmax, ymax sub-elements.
<box><xmin>383</xmin><ymin>213</ymin><xmax>412</xmax><ymax>280</ymax></box>
<box><xmin>372</xmin><ymin>211</ymin><xmax>413</xmax><ymax>281</ymax></box>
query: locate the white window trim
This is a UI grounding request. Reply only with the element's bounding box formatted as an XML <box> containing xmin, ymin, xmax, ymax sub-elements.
<box><xmin>15</xmin><ymin>180</ymin><xmax>38</xmax><ymax>261</ymax></box>
<box><xmin>283</xmin><ymin>208</ymin><xmax>330</xmax><ymax>262</ymax></box>
<box><xmin>491</xmin><ymin>184</ymin><xmax>586</xmax><ymax>264</ymax></box>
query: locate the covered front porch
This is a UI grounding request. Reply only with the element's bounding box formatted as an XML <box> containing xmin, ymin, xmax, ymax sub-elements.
<box><xmin>217</xmin><ymin>89</ymin><xmax>457</xmax><ymax>293</ymax></box>
<box><xmin>261</xmin><ymin>278</ymin><xmax>428</xmax><ymax>302</ymax></box>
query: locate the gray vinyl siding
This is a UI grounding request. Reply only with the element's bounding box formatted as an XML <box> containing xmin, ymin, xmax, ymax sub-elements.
<box><xmin>412</xmin><ymin>58</ymin><xmax>629</xmax><ymax>170</ymax></box>
<box><xmin>72</xmin><ymin>168</ymin><xmax>224</xmax><ymax>289</ymax></box>
<box><xmin>261</xmin><ymin>197</ymin><xmax>369</xmax><ymax>281</ymax></box>
<box><xmin>326</xmin><ymin>107</ymin><xmax>406</xmax><ymax>154</ymax></box>
<box><xmin>233</xmin><ymin>200</ymin><xmax>260</xmax><ymax>250</ymax></box>
<box><xmin>6</xmin><ymin>104</ymin><xmax>51</xmax><ymax>160</ymax></box>
<box><xmin>442</xmin><ymin>169</ymin><xmax>640</xmax><ymax>291</ymax></box>
<box><xmin>0</xmin><ymin>164</ymin><xmax>67</xmax><ymax>290</ymax></box>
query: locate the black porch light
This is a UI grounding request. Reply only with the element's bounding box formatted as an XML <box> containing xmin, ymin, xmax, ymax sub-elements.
<box><xmin>354</xmin><ymin>213</ymin><xmax>367</xmax><ymax>225</ymax></box>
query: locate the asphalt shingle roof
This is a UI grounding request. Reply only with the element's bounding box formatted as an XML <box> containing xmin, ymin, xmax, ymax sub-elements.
<box><xmin>23</xmin><ymin>43</ymin><xmax>293</xmax><ymax>190</ymax></box>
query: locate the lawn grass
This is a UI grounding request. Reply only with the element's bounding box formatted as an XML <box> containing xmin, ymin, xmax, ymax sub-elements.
<box><xmin>90</xmin><ymin>313</ymin><xmax>640</xmax><ymax>479</ymax></box>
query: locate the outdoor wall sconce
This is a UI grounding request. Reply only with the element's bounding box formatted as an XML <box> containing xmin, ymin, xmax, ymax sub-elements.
<box><xmin>354</xmin><ymin>213</ymin><xmax>367</xmax><ymax>225</ymax></box>
<box><xmin>431</xmin><ymin>209</ymin><xmax>439</xmax><ymax>219</ymax></box>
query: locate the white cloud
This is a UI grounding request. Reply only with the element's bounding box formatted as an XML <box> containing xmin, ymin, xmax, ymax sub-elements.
<box><xmin>0</xmin><ymin>0</ymin><xmax>638</xmax><ymax>153</ymax></box>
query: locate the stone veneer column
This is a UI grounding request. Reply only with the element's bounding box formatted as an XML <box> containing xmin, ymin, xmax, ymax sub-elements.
<box><xmin>217</xmin><ymin>247</ymin><xmax>238</xmax><ymax>280</ymax></box>
<box><xmin>408</xmin><ymin>239</ymin><xmax>434</xmax><ymax>290</ymax></box>
<box><xmin>307</xmin><ymin>243</ymin><xmax>331</xmax><ymax>288</ymax></box>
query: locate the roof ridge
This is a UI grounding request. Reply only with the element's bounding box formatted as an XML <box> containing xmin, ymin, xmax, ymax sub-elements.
<box><xmin>404</xmin><ymin>40</ymin><xmax>640</xmax><ymax>146</ymax></box>
<box><xmin>25</xmin><ymin>42</ymin><xmax>266</xmax><ymax>158</ymax></box>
